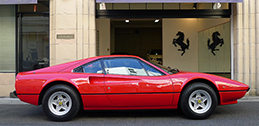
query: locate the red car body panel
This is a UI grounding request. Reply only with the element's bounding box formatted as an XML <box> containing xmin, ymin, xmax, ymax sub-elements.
<box><xmin>17</xmin><ymin>95</ymin><xmax>39</xmax><ymax>105</ymax></box>
<box><xmin>104</xmin><ymin>74</ymin><xmax>173</xmax><ymax>107</ymax></box>
<box><xmin>15</xmin><ymin>55</ymin><xmax>249</xmax><ymax>110</ymax></box>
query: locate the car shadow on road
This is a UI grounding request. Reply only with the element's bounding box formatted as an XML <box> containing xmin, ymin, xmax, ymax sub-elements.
<box><xmin>74</xmin><ymin>103</ymin><xmax>247</xmax><ymax>121</ymax></box>
<box><xmin>75</xmin><ymin>109</ymin><xmax>185</xmax><ymax>119</ymax></box>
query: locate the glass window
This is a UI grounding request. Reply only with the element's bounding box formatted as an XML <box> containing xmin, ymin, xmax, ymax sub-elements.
<box><xmin>74</xmin><ymin>60</ymin><xmax>103</xmax><ymax>74</ymax></box>
<box><xmin>18</xmin><ymin>14</ymin><xmax>49</xmax><ymax>72</ymax></box>
<box><xmin>103</xmin><ymin>58</ymin><xmax>147</xmax><ymax>76</ymax></box>
<box><xmin>147</xmin><ymin>61</ymin><xmax>176</xmax><ymax>74</ymax></box>
<box><xmin>17</xmin><ymin>0</ymin><xmax>50</xmax><ymax>72</ymax></box>
<box><xmin>140</xmin><ymin>62</ymin><xmax>164</xmax><ymax>76</ymax></box>
<box><xmin>0</xmin><ymin>5</ymin><xmax>15</xmax><ymax>72</ymax></box>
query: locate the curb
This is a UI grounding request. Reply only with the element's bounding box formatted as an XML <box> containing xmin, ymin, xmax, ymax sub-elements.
<box><xmin>238</xmin><ymin>96</ymin><xmax>259</xmax><ymax>102</ymax></box>
<box><xmin>0</xmin><ymin>98</ymin><xmax>28</xmax><ymax>105</ymax></box>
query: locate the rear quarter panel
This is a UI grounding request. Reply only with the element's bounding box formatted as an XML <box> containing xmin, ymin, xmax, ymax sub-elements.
<box><xmin>15</xmin><ymin>72</ymin><xmax>109</xmax><ymax>106</ymax></box>
<box><xmin>16</xmin><ymin>73</ymin><xmax>108</xmax><ymax>94</ymax></box>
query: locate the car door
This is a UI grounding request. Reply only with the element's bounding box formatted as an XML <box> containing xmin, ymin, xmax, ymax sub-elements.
<box><xmin>103</xmin><ymin>58</ymin><xmax>173</xmax><ymax>107</ymax></box>
<box><xmin>73</xmin><ymin>60</ymin><xmax>114</xmax><ymax>107</ymax></box>
<box><xmin>138</xmin><ymin>61</ymin><xmax>174</xmax><ymax>106</ymax></box>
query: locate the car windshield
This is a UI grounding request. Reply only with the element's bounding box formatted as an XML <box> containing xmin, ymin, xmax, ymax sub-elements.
<box><xmin>150</xmin><ymin>50</ymin><xmax>162</xmax><ymax>55</ymax></box>
<box><xmin>148</xmin><ymin>61</ymin><xmax>179</xmax><ymax>74</ymax></box>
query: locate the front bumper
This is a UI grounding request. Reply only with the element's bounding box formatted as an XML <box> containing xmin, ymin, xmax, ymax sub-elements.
<box><xmin>247</xmin><ymin>87</ymin><xmax>250</xmax><ymax>92</ymax></box>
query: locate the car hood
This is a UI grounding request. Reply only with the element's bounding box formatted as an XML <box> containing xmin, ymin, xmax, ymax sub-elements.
<box><xmin>171</xmin><ymin>71</ymin><xmax>249</xmax><ymax>92</ymax></box>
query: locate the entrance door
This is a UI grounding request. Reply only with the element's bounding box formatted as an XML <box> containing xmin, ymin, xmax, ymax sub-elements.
<box><xmin>17</xmin><ymin>13</ymin><xmax>49</xmax><ymax>72</ymax></box>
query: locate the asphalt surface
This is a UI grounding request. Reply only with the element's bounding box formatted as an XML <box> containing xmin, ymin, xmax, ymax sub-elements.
<box><xmin>0</xmin><ymin>97</ymin><xmax>259</xmax><ymax>126</ymax></box>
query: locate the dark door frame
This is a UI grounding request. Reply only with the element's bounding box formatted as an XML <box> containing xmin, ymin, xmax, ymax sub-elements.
<box><xmin>97</xmin><ymin>9</ymin><xmax>231</xmax><ymax>19</ymax></box>
<box><xmin>96</xmin><ymin>3</ymin><xmax>231</xmax><ymax>19</ymax></box>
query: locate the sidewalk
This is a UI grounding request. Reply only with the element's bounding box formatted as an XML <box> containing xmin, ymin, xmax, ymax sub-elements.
<box><xmin>0</xmin><ymin>98</ymin><xmax>28</xmax><ymax>104</ymax></box>
<box><xmin>0</xmin><ymin>96</ymin><xmax>259</xmax><ymax>105</ymax></box>
<box><xmin>238</xmin><ymin>96</ymin><xmax>259</xmax><ymax>102</ymax></box>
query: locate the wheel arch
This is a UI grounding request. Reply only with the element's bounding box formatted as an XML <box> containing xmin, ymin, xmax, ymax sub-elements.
<box><xmin>38</xmin><ymin>81</ymin><xmax>82</xmax><ymax>106</ymax></box>
<box><xmin>179</xmin><ymin>79</ymin><xmax>220</xmax><ymax>106</ymax></box>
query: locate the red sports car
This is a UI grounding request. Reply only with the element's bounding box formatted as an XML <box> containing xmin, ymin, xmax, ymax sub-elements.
<box><xmin>15</xmin><ymin>55</ymin><xmax>249</xmax><ymax>121</ymax></box>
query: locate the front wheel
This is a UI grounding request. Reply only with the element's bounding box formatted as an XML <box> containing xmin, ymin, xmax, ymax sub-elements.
<box><xmin>42</xmin><ymin>85</ymin><xmax>81</xmax><ymax>121</ymax></box>
<box><xmin>179</xmin><ymin>83</ymin><xmax>218</xmax><ymax>119</ymax></box>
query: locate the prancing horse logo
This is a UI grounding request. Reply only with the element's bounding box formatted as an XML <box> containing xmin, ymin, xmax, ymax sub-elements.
<box><xmin>172</xmin><ymin>31</ymin><xmax>190</xmax><ymax>56</ymax></box>
<box><xmin>207</xmin><ymin>31</ymin><xmax>224</xmax><ymax>56</ymax></box>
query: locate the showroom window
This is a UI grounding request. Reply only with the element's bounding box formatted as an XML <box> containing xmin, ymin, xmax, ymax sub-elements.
<box><xmin>17</xmin><ymin>0</ymin><xmax>49</xmax><ymax>72</ymax></box>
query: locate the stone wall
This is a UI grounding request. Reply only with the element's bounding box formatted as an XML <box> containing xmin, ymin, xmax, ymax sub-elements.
<box><xmin>49</xmin><ymin>0</ymin><xmax>96</xmax><ymax>66</ymax></box>
<box><xmin>0</xmin><ymin>73</ymin><xmax>15</xmax><ymax>97</ymax></box>
<box><xmin>233</xmin><ymin>0</ymin><xmax>259</xmax><ymax>95</ymax></box>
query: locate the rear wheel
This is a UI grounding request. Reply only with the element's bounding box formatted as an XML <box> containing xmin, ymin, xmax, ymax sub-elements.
<box><xmin>179</xmin><ymin>82</ymin><xmax>218</xmax><ymax>119</ymax></box>
<box><xmin>42</xmin><ymin>85</ymin><xmax>80</xmax><ymax>121</ymax></box>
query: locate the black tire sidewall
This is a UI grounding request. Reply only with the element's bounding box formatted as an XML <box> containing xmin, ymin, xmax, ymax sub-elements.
<box><xmin>42</xmin><ymin>85</ymin><xmax>80</xmax><ymax>121</ymax></box>
<box><xmin>180</xmin><ymin>83</ymin><xmax>218</xmax><ymax>119</ymax></box>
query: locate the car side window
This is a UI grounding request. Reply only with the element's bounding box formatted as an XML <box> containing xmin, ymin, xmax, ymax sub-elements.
<box><xmin>74</xmin><ymin>60</ymin><xmax>103</xmax><ymax>74</ymax></box>
<box><xmin>140</xmin><ymin>62</ymin><xmax>164</xmax><ymax>76</ymax></box>
<box><xmin>103</xmin><ymin>58</ymin><xmax>147</xmax><ymax>76</ymax></box>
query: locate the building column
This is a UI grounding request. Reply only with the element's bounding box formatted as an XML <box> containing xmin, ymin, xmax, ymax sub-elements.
<box><xmin>50</xmin><ymin>0</ymin><xmax>96</xmax><ymax>65</ymax></box>
<box><xmin>233</xmin><ymin>0</ymin><xmax>259</xmax><ymax>95</ymax></box>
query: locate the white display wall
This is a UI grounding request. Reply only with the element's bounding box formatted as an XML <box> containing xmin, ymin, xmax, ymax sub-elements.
<box><xmin>162</xmin><ymin>18</ymin><xmax>230</xmax><ymax>72</ymax></box>
<box><xmin>198</xmin><ymin>22</ymin><xmax>231</xmax><ymax>73</ymax></box>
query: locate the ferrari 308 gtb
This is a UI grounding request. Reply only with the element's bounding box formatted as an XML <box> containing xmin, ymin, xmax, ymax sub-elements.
<box><xmin>15</xmin><ymin>55</ymin><xmax>249</xmax><ymax>121</ymax></box>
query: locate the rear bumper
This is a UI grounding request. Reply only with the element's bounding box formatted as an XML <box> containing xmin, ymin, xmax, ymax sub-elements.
<box><xmin>16</xmin><ymin>94</ymin><xmax>39</xmax><ymax>106</ymax></box>
<box><xmin>9</xmin><ymin>91</ymin><xmax>18</xmax><ymax>98</ymax></box>
<box><xmin>12</xmin><ymin>91</ymin><xmax>17</xmax><ymax>97</ymax></box>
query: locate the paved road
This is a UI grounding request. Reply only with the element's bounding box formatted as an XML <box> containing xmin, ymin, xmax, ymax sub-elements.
<box><xmin>0</xmin><ymin>101</ymin><xmax>259</xmax><ymax>126</ymax></box>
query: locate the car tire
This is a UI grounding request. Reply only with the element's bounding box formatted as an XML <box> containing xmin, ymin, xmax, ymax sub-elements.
<box><xmin>179</xmin><ymin>82</ymin><xmax>218</xmax><ymax>119</ymax></box>
<box><xmin>42</xmin><ymin>84</ymin><xmax>81</xmax><ymax>121</ymax></box>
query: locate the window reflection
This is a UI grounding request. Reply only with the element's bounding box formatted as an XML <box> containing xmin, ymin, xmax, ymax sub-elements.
<box><xmin>20</xmin><ymin>14</ymin><xmax>49</xmax><ymax>71</ymax></box>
